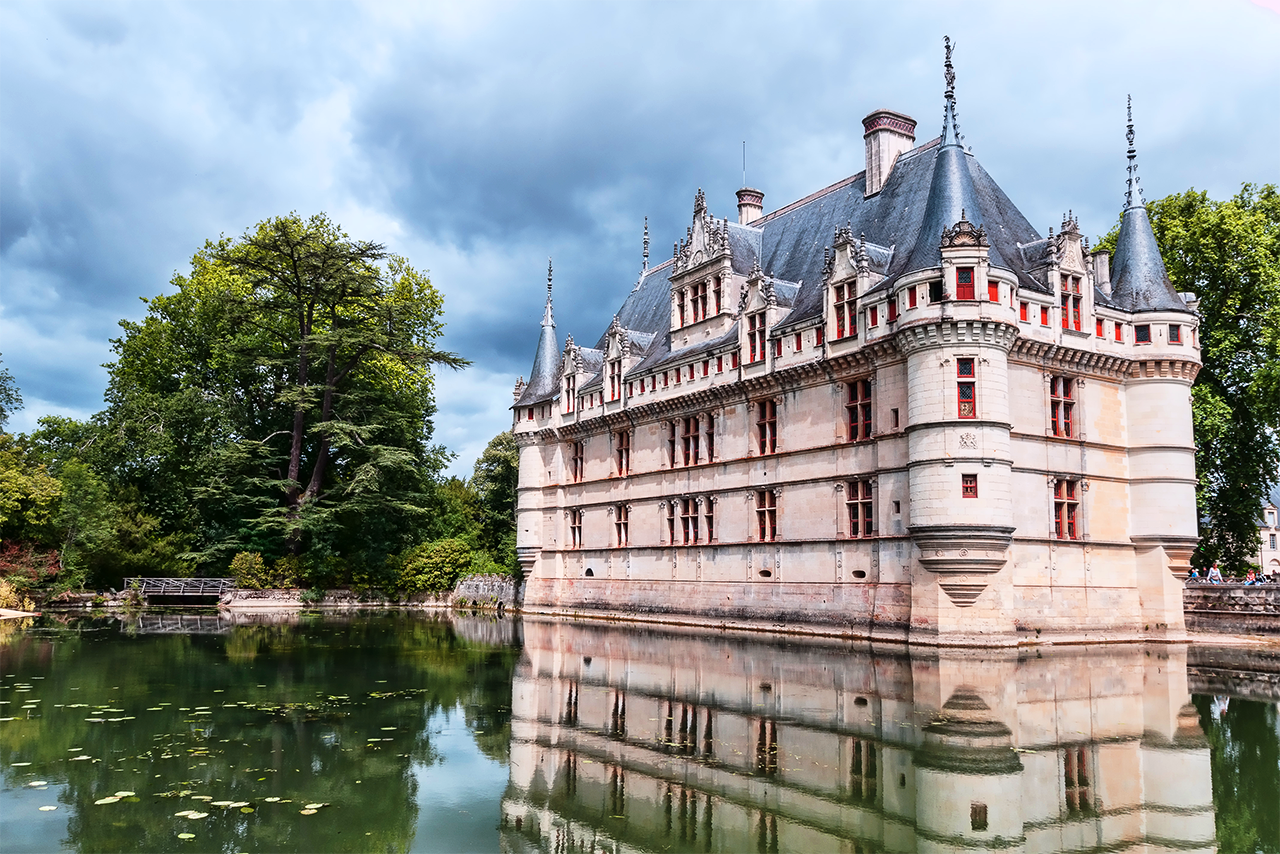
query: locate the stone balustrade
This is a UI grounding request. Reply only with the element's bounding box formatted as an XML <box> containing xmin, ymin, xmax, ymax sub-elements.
<box><xmin>1184</xmin><ymin>582</ymin><xmax>1280</xmax><ymax>633</ymax></box>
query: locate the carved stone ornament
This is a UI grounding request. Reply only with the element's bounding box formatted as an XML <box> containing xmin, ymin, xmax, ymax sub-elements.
<box><xmin>940</xmin><ymin>209</ymin><xmax>989</xmax><ymax>249</ymax></box>
<box><xmin>958</xmin><ymin>432</ymin><xmax>977</xmax><ymax>449</ymax></box>
<box><xmin>672</xmin><ymin>188</ymin><xmax>731</xmax><ymax>275</ymax></box>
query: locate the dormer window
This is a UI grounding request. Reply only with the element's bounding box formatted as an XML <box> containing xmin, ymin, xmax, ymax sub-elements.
<box><xmin>677</xmin><ymin>290</ymin><xmax>687</xmax><ymax>327</ymax></box>
<box><xmin>691</xmin><ymin>281</ymin><xmax>708</xmax><ymax>322</ymax></box>
<box><xmin>1061</xmin><ymin>276</ymin><xmax>1082</xmax><ymax>331</ymax></box>
<box><xmin>747</xmin><ymin>312</ymin><xmax>767</xmax><ymax>363</ymax></box>
<box><xmin>956</xmin><ymin>267</ymin><xmax>975</xmax><ymax>300</ymax></box>
<box><xmin>713</xmin><ymin>276</ymin><xmax>722</xmax><ymax>314</ymax></box>
<box><xmin>835</xmin><ymin>284</ymin><xmax>857</xmax><ymax>339</ymax></box>
<box><xmin>564</xmin><ymin>374</ymin><xmax>576</xmax><ymax>412</ymax></box>
<box><xmin>608</xmin><ymin>358</ymin><xmax>622</xmax><ymax>401</ymax></box>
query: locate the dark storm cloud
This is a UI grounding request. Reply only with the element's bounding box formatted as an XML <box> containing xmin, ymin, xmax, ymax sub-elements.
<box><xmin>2</xmin><ymin>0</ymin><xmax>1278</xmax><ymax>471</ymax></box>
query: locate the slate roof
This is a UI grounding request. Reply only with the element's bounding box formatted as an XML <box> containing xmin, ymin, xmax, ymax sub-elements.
<box><xmin>514</xmin><ymin>295</ymin><xmax>559</xmax><ymax>407</ymax></box>
<box><xmin>1109</xmin><ymin>201</ymin><xmax>1190</xmax><ymax>313</ymax></box>
<box><xmin>521</xmin><ymin>129</ymin><xmax>1166</xmax><ymax>397</ymax></box>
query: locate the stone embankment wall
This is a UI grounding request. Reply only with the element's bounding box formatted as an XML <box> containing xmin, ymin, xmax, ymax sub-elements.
<box><xmin>219</xmin><ymin>574</ymin><xmax>518</xmax><ymax>611</ymax></box>
<box><xmin>1184</xmin><ymin>583</ymin><xmax>1280</xmax><ymax>634</ymax></box>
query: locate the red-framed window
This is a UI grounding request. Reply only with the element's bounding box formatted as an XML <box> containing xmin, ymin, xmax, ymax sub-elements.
<box><xmin>756</xmin><ymin>490</ymin><xmax>777</xmax><ymax>541</ymax></box>
<box><xmin>747</xmin><ymin>312</ymin><xmax>766</xmax><ymax>363</ymax></box>
<box><xmin>1135</xmin><ymin>324</ymin><xmax>1151</xmax><ymax>343</ymax></box>
<box><xmin>794</xmin><ymin>333</ymin><xmax>803</xmax><ymax>351</ymax></box>
<box><xmin>773</xmin><ymin>338</ymin><xmax>782</xmax><ymax>358</ymax></box>
<box><xmin>1040</xmin><ymin>306</ymin><xmax>1050</xmax><ymax>326</ymax></box>
<box><xmin>962</xmin><ymin>474</ymin><xmax>978</xmax><ymax>498</ymax></box>
<box><xmin>847</xmin><ymin>479</ymin><xmax>874</xmax><ymax>537</ymax></box>
<box><xmin>704</xmin><ymin>499</ymin><xmax>715</xmax><ymax>543</ymax></box>
<box><xmin>608</xmin><ymin>358</ymin><xmax>622</xmax><ymax>401</ymax></box>
<box><xmin>1096</xmin><ymin>318</ymin><xmax>1104</xmax><ymax>337</ymax></box>
<box><xmin>1050</xmin><ymin>376</ymin><xmax>1074</xmax><ymax>438</ymax></box>
<box><xmin>615</xmin><ymin>429</ymin><xmax>631</xmax><ymax>475</ymax></box>
<box><xmin>680</xmin><ymin>497</ymin><xmax>700</xmax><ymax>544</ymax></box>
<box><xmin>677</xmin><ymin>289</ymin><xmax>687</xmax><ymax>327</ymax></box>
<box><xmin>1169</xmin><ymin>324</ymin><xmax>1181</xmax><ymax>343</ymax></box>
<box><xmin>888</xmin><ymin>299</ymin><xmax>898</xmax><ymax>322</ymax></box>
<box><xmin>834</xmin><ymin>284</ymin><xmax>856</xmax><ymax>339</ymax></box>
<box><xmin>756</xmin><ymin>400</ymin><xmax>777</xmax><ymax>455</ymax></box>
<box><xmin>847</xmin><ymin>379</ymin><xmax>873</xmax><ymax>441</ymax></box>
<box><xmin>615</xmin><ymin>504</ymin><xmax>629</xmax><ymax>547</ymax></box>
<box><xmin>1114</xmin><ymin>323</ymin><xmax>1123</xmax><ymax>342</ymax></box>
<box><xmin>869</xmin><ymin>306</ymin><xmax>879</xmax><ymax>327</ymax></box>
<box><xmin>815</xmin><ymin>325</ymin><xmax>824</xmax><ymax>345</ymax></box>
<box><xmin>564</xmin><ymin>374</ymin><xmax>576</xmax><ymax>412</ymax></box>
<box><xmin>988</xmin><ymin>281</ymin><xmax>1000</xmax><ymax>302</ymax></box>
<box><xmin>705</xmin><ymin>415</ymin><xmax>715</xmax><ymax>461</ymax></box>
<box><xmin>712</xmin><ymin>276</ymin><xmax>722</xmax><ymax>314</ymax></box>
<box><xmin>1053</xmin><ymin>479</ymin><xmax>1079</xmax><ymax>539</ymax></box>
<box><xmin>1020</xmin><ymin>302</ymin><xmax>1029</xmax><ymax>321</ymax></box>
<box><xmin>526</xmin><ymin>408</ymin><xmax>533</xmax><ymax>421</ymax></box>
<box><xmin>691</xmin><ymin>281</ymin><xmax>708</xmax><ymax>322</ymax></box>
<box><xmin>908</xmin><ymin>287</ymin><xmax>918</xmax><ymax>309</ymax></box>
<box><xmin>957</xmin><ymin>358</ymin><xmax>977</xmax><ymax>419</ymax></box>
<box><xmin>681</xmin><ymin>416</ymin><xmax>701</xmax><ymax>466</ymax></box>
<box><xmin>666</xmin><ymin>422</ymin><xmax>677</xmax><ymax>468</ymax></box>
<box><xmin>569</xmin><ymin>441</ymin><xmax>585</xmax><ymax>482</ymax></box>
<box><xmin>956</xmin><ymin>267</ymin><xmax>976</xmax><ymax>300</ymax></box>
<box><xmin>716</xmin><ymin>355</ymin><xmax>723</xmax><ymax>373</ymax></box>
<box><xmin>731</xmin><ymin>351</ymin><xmax>740</xmax><ymax>369</ymax></box>
<box><xmin>702</xmin><ymin>360</ymin><xmax>709</xmax><ymax>377</ymax></box>
<box><xmin>569</xmin><ymin>508</ymin><xmax>583</xmax><ymax>548</ymax></box>
<box><xmin>665</xmin><ymin>501</ymin><xmax>676</xmax><ymax>544</ymax></box>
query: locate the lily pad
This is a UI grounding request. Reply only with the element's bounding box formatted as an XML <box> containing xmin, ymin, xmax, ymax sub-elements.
<box><xmin>239</xmin><ymin>807</ymin><xmax>255</xmax><ymax>813</ymax></box>
<box><xmin>27</xmin><ymin>781</ymin><xmax>48</xmax><ymax>787</ymax></box>
<box><xmin>94</xmin><ymin>797</ymin><xmax>120</xmax><ymax>805</ymax></box>
<box><xmin>186</xmin><ymin>811</ymin><xmax>209</xmax><ymax>819</ymax></box>
<box><xmin>299</xmin><ymin>809</ymin><xmax>318</xmax><ymax>815</ymax></box>
<box><xmin>174</xmin><ymin>810</ymin><xmax>195</xmax><ymax>817</ymax></box>
<box><xmin>177</xmin><ymin>833</ymin><xmax>195</xmax><ymax>839</ymax></box>
<box><xmin>229</xmin><ymin>801</ymin><xmax>249</xmax><ymax>808</ymax></box>
<box><xmin>114</xmin><ymin>791</ymin><xmax>135</xmax><ymax>797</ymax></box>
<box><xmin>303</xmin><ymin>803</ymin><xmax>326</xmax><ymax>810</ymax></box>
<box><xmin>39</xmin><ymin>806</ymin><xmax>58</xmax><ymax>811</ymax></box>
<box><xmin>11</xmin><ymin>762</ymin><xmax>31</xmax><ymax>767</ymax></box>
<box><xmin>211</xmin><ymin>801</ymin><xmax>233</xmax><ymax>807</ymax></box>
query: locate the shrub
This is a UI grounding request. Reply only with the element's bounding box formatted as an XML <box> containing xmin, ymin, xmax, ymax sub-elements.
<box><xmin>398</xmin><ymin>538</ymin><xmax>471</xmax><ymax>594</ymax></box>
<box><xmin>229</xmin><ymin>551</ymin><xmax>268</xmax><ymax>589</ymax></box>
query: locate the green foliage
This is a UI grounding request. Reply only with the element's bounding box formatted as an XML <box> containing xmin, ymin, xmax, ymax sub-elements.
<box><xmin>469</xmin><ymin>431</ymin><xmax>518</xmax><ymax>571</ymax></box>
<box><xmin>0</xmin><ymin>434</ymin><xmax>61</xmax><ymax>546</ymax></box>
<box><xmin>0</xmin><ymin>353</ymin><xmax>21</xmax><ymax>432</ymax></box>
<box><xmin>397</xmin><ymin>538</ymin><xmax>472</xmax><ymax>593</ymax></box>
<box><xmin>1098</xmin><ymin>184</ymin><xmax>1280</xmax><ymax>572</ymax></box>
<box><xmin>229</xmin><ymin>551</ymin><xmax>267</xmax><ymax>589</ymax></box>
<box><xmin>299</xmin><ymin>587</ymin><xmax>325</xmax><ymax>605</ymax></box>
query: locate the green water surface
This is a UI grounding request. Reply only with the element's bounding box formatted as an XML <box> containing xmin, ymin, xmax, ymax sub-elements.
<box><xmin>0</xmin><ymin>611</ymin><xmax>1276</xmax><ymax>853</ymax></box>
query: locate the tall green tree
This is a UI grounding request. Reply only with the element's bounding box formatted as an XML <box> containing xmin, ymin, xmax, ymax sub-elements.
<box><xmin>0</xmin><ymin>353</ymin><xmax>22</xmax><ymax>432</ymax></box>
<box><xmin>1100</xmin><ymin>184</ymin><xmax>1280</xmax><ymax>572</ymax></box>
<box><xmin>470</xmin><ymin>431</ymin><xmax>518</xmax><ymax>568</ymax></box>
<box><xmin>95</xmin><ymin>213</ymin><xmax>467</xmax><ymax>576</ymax></box>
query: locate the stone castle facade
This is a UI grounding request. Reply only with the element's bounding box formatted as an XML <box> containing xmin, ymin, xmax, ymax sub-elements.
<box><xmin>511</xmin><ymin>49</ymin><xmax>1200</xmax><ymax>646</ymax></box>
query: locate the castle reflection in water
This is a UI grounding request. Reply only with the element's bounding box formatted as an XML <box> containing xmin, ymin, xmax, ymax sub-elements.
<box><xmin>500</xmin><ymin>620</ymin><xmax>1214</xmax><ymax>853</ymax></box>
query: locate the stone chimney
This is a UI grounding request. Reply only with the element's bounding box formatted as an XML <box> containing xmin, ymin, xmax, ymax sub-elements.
<box><xmin>863</xmin><ymin>109</ymin><xmax>917</xmax><ymax>197</ymax></box>
<box><xmin>1091</xmin><ymin>250</ymin><xmax>1111</xmax><ymax>296</ymax></box>
<box><xmin>736</xmin><ymin>187</ymin><xmax>764</xmax><ymax>225</ymax></box>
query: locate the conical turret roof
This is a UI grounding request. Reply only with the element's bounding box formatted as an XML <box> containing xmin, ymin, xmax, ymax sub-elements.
<box><xmin>1109</xmin><ymin>98</ymin><xmax>1189</xmax><ymax>313</ymax></box>
<box><xmin>514</xmin><ymin>260</ymin><xmax>561</xmax><ymax>407</ymax></box>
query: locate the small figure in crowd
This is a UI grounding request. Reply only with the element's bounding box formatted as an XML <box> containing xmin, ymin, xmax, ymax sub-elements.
<box><xmin>1188</xmin><ymin>566</ymin><xmax>1201</xmax><ymax>581</ymax></box>
<box><xmin>1244</xmin><ymin>569</ymin><xmax>1257</xmax><ymax>585</ymax></box>
<box><xmin>1206</xmin><ymin>563</ymin><xmax>1225</xmax><ymax>584</ymax></box>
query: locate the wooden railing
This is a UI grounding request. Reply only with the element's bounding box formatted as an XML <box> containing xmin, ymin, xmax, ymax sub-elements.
<box><xmin>123</xmin><ymin>578</ymin><xmax>236</xmax><ymax>598</ymax></box>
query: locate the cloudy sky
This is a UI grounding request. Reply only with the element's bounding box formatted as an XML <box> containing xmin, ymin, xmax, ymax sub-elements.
<box><xmin>3</xmin><ymin>0</ymin><xmax>1278</xmax><ymax>475</ymax></box>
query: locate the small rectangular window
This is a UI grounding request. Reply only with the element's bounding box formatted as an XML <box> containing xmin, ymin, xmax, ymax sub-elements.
<box><xmin>731</xmin><ymin>352</ymin><xmax>740</xmax><ymax>369</ymax></box>
<box><xmin>615</xmin><ymin>430</ymin><xmax>631</xmax><ymax>475</ymax></box>
<box><xmin>1096</xmin><ymin>318</ymin><xmax>1104</xmax><ymax>337</ymax></box>
<box><xmin>756</xmin><ymin>400</ymin><xmax>778</xmax><ymax>455</ymax></box>
<box><xmin>773</xmin><ymin>338</ymin><xmax>782</xmax><ymax>358</ymax></box>
<box><xmin>1050</xmin><ymin>376</ymin><xmax>1075</xmax><ymax>438</ymax></box>
<box><xmin>888</xmin><ymin>299</ymin><xmax>898</xmax><ymax>322</ymax></box>
<box><xmin>570</xmin><ymin>441</ymin><xmax>585</xmax><ymax>482</ymax></box>
<box><xmin>962</xmin><ymin>474</ymin><xmax>978</xmax><ymax>498</ymax></box>
<box><xmin>891</xmin><ymin>407</ymin><xmax>900</xmax><ymax>428</ymax></box>
<box><xmin>716</xmin><ymin>355</ymin><xmax>723</xmax><ymax>373</ymax></box>
<box><xmin>1169</xmin><ymin>324</ymin><xmax>1181</xmax><ymax>343</ymax></box>
<box><xmin>870</xmin><ymin>306</ymin><xmax>879</xmax><ymax>327</ymax></box>
<box><xmin>795</xmin><ymin>333</ymin><xmax>803</xmax><ymax>351</ymax></box>
<box><xmin>615</xmin><ymin>504</ymin><xmax>629</xmax><ymax>547</ymax></box>
<box><xmin>988</xmin><ymin>281</ymin><xmax>999</xmax><ymax>302</ymax></box>
<box><xmin>956</xmin><ymin>267</ymin><xmax>975</xmax><ymax>300</ymax></box>
<box><xmin>1115</xmin><ymin>323</ymin><xmax>1123</xmax><ymax>342</ymax></box>
<box><xmin>1020</xmin><ymin>302</ymin><xmax>1028</xmax><ymax>321</ymax></box>
<box><xmin>569</xmin><ymin>509</ymin><xmax>583</xmax><ymax>548</ymax></box>
<box><xmin>908</xmin><ymin>287</ymin><xmax>917</xmax><ymax>308</ymax></box>
<box><xmin>1053</xmin><ymin>479</ymin><xmax>1080</xmax><ymax>539</ymax></box>
<box><xmin>1040</xmin><ymin>306</ymin><xmax>1050</xmax><ymax>326</ymax></box>
<box><xmin>815</xmin><ymin>325</ymin><xmax>824</xmax><ymax>345</ymax></box>
<box><xmin>846</xmin><ymin>379</ymin><xmax>873</xmax><ymax>442</ymax></box>
<box><xmin>756</xmin><ymin>490</ymin><xmax>778</xmax><ymax>542</ymax></box>
<box><xmin>703</xmin><ymin>359</ymin><xmax>710</xmax><ymax>376</ymax></box>
<box><xmin>957</xmin><ymin>358</ymin><xmax>975</xmax><ymax>378</ymax></box>
<box><xmin>929</xmin><ymin>280</ymin><xmax>944</xmax><ymax>303</ymax></box>
<box><xmin>1135</xmin><ymin>324</ymin><xmax>1151</xmax><ymax>343</ymax></box>
<box><xmin>680</xmin><ymin>497</ymin><xmax>699</xmax><ymax>545</ymax></box>
<box><xmin>527</xmin><ymin>408</ymin><xmax>534</xmax><ymax>421</ymax></box>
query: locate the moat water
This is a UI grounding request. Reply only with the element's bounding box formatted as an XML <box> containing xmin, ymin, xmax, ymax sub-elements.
<box><xmin>1</xmin><ymin>611</ymin><xmax>1276</xmax><ymax>854</ymax></box>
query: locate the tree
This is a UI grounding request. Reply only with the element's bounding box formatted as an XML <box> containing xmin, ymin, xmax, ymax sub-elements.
<box><xmin>1099</xmin><ymin>184</ymin><xmax>1280</xmax><ymax>572</ymax></box>
<box><xmin>95</xmin><ymin>213</ymin><xmax>467</xmax><ymax>577</ymax></box>
<box><xmin>470</xmin><ymin>431</ymin><xmax>519</xmax><ymax>568</ymax></box>
<box><xmin>0</xmin><ymin>354</ymin><xmax>22</xmax><ymax>433</ymax></box>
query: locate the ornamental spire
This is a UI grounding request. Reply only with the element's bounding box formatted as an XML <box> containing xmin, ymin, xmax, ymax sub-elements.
<box><xmin>1124</xmin><ymin>95</ymin><xmax>1145</xmax><ymax>209</ymax></box>
<box><xmin>642</xmin><ymin>216</ymin><xmax>650</xmax><ymax>273</ymax></box>
<box><xmin>941</xmin><ymin>35</ymin><xmax>963</xmax><ymax>148</ymax></box>
<box><xmin>542</xmin><ymin>258</ymin><xmax>554</xmax><ymax>327</ymax></box>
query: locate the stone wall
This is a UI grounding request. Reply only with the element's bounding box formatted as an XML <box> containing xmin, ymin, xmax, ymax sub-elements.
<box><xmin>1184</xmin><ymin>582</ymin><xmax>1280</xmax><ymax>633</ymax></box>
<box><xmin>452</xmin><ymin>574</ymin><xmax>518</xmax><ymax>609</ymax></box>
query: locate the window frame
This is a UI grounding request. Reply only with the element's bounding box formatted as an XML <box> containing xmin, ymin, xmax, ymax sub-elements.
<box><xmin>614</xmin><ymin>504</ymin><xmax>629</xmax><ymax>547</ymax></box>
<box><xmin>569</xmin><ymin>440</ymin><xmax>585</xmax><ymax>482</ymax></box>
<box><xmin>1050</xmin><ymin>376</ymin><xmax>1075</xmax><ymax>438</ymax></box>
<box><xmin>846</xmin><ymin>479</ymin><xmax>875</xmax><ymax>538</ymax></box>
<box><xmin>846</xmin><ymin>379</ymin><xmax>873</xmax><ymax>442</ymax></box>
<box><xmin>755</xmin><ymin>399</ymin><xmax>778</xmax><ymax>455</ymax></box>
<box><xmin>614</xmin><ymin>429</ymin><xmax>631</xmax><ymax>475</ymax></box>
<box><xmin>834</xmin><ymin>284</ymin><xmax>856</xmax><ymax>339</ymax></box>
<box><xmin>755</xmin><ymin>489</ymin><xmax>778</xmax><ymax>542</ymax></box>
<box><xmin>962</xmin><ymin>473</ymin><xmax>978</xmax><ymax>498</ymax></box>
<box><xmin>956</xmin><ymin>267</ymin><xmax>976</xmax><ymax>301</ymax></box>
<box><xmin>1053</xmin><ymin>478</ymin><xmax>1081</xmax><ymax>539</ymax></box>
<box><xmin>956</xmin><ymin>358</ymin><xmax>977</xmax><ymax>419</ymax></box>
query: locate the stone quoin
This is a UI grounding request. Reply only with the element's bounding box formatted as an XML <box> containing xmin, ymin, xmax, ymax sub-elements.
<box><xmin>510</xmin><ymin>40</ymin><xmax>1199</xmax><ymax>646</ymax></box>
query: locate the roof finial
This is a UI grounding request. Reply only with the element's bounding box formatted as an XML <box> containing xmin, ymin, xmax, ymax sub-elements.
<box><xmin>642</xmin><ymin>216</ymin><xmax>650</xmax><ymax>272</ymax></box>
<box><xmin>542</xmin><ymin>258</ymin><xmax>555</xmax><ymax>327</ymax></box>
<box><xmin>1124</xmin><ymin>95</ymin><xmax>1145</xmax><ymax>209</ymax></box>
<box><xmin>941</xmin><ymin>36</ymin><xmax>963</xmax><ymax>148</ymax></box>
